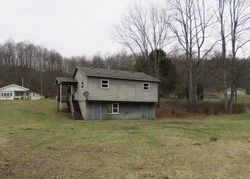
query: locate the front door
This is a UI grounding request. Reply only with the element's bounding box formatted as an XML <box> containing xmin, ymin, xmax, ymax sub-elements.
<box><xmin>92</xmin><ymin>103</ymin><xmax>101</xmax><ymax>120</ymax></box>
<box><xmin>141</xmin><ymin>104</ymin><xmax>149</xmax><ymax>119</ymax></box>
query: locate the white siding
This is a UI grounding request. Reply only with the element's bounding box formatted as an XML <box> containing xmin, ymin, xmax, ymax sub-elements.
<box><xmin>74</xmin><ymin>71</ymin><xmax>88</xmax><ymax>101</ymax></box>
<box><xmin>29</xmin><ymin>92</ymin><xmax>43</xmax><ymax>100</ymax></box>
<box><xmin>85</xmin><ymin>77</ymin><xmax>158</xmax><ymax>102</ymax></box>
<box><xmin>0</xmin><ymin>91</ymin><xmax>14</xmax><ymax>100</ymax></box>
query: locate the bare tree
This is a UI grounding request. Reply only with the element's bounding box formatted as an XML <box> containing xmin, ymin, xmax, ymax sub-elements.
<box><xmin>91</xmin><ymin>54</ymin><xmax>106</xmax><ymax>68</ymax></box>
<box><xmin>228</xmin><ymin>0</ymin><xmax>250</xmax><ymax>111</ymax></box>
<box><xmin>169</xmin><ymin>0</ymin><xmax>215</xmax><ymax>105</ymax></box>
<box><xmin>114</xmin><ymin>2</ymin><xmax>169</xmax><ymax>78</ymax></box>
<box><xmin>215</xmin><ymin>0</ymin><xmax>229</xmax><ymax>111</ymax></box>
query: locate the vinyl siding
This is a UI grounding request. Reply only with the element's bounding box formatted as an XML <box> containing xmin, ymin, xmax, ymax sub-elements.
<box><xmin>85</xmin><ymin>102</ymin><xmax>155</xmax><ymax>120</ymax></box>
<box><xmin>74</xmin><ymin>71</ymin><xmax>88</xmax><ymax>101</ymax></box>
<box><xmin>85</xmin><ymin>76</ymin><xmax>158</xmax><ymax>102</ymax></box>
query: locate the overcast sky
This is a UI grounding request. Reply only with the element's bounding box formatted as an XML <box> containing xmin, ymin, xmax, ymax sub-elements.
<box><xmin>1</xmin><ymin>0</ymin><xmax>249</xmax><ymax>58</ymax></box>
<box><xmin>0</xmin><ymin>0</ymin><xmax>150</xmax><ymax>57</ymax></box>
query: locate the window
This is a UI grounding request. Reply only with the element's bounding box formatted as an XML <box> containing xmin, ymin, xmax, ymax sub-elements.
<box><xmin>2</xmin><ymin>93</ymin><xmax>13</xmax><ymax>97</ymax></box>
<box><xmin>81</xmin><ymin>82</ymin><xmax>84</xmax><ymax>88</ymax></box>
<box><xmin>101</xmin><ymin>79</ymin><xmax>109</xmax><ymax>88</ymax></box>
<box><xmin>143</xmin><ymin>83</ymin><xmax>150</xmax><ymax>91</ymax></box>
<box><xmin>107</xmin><ymin>103</ymin><xmax>119</xmax><ymax>114</ymax></box>
<box><xmin>112</xmin><ymin>103</ymin><xmax>119</xmax><ymax>114</ymax></box>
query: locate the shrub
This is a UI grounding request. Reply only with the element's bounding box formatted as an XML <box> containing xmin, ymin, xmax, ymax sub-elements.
<box><xmin>232</xmin><ymin>103</ymin><xmax>246</xmax><ymax>114</ymax></box>
<box><xmin>177</xmin><ymin>92</ymin><xmax>186</xmax><ymax>99</ymax></box>
<box><xmin>157</xmin><ymin>99</ymin><xmax>247</xmax><ymax>118</ymax></box>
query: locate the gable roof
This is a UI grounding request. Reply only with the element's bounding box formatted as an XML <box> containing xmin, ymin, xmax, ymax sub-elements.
<box><xmin>0</xmin><ymin>84</ymin><xmax>29</xmax><ymax>92</ymax></box>
<box><xmin>74</xmin><ymin>67</ymin><xmax>160</xmax><ymax>82</ymax></box>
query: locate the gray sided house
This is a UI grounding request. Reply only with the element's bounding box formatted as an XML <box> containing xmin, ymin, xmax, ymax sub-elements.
<box><xmin>56</xmin><ymin>67</ymin><xmax>160</xmax><ymax>120</ymax></box>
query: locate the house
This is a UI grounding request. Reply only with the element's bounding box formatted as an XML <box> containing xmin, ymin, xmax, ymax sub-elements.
<box><xmin>227</xmin><ymin>88</ymin><xmax>246</xmax><ymax>95</ymax></box>
<box><xmin>55</xmin><ymin>67</ymin><xmax>160</xmax><ymax>120</ymax></box>
<box><xmin>0</xmin><ymin>84</ymin><xmax>43</xmax><ymax>100</ymax></box>
<box><xmin>0</xmin><ymin>84</ymin><xmax>29</xmax><ymax>100</ymax></box>
<box><xmin>29</xmin><ymin>91</ymin><xmax>44</xmax><ymax>100</ymax></box>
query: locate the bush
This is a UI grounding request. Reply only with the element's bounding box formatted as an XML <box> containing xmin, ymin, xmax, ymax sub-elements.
<box><xmin>177</xmin><ymin>92</ymin><xmax>186</xmax><ymax>99</ymax></box>
<box><xmin>232</xmin><ymin>103</ymin><xmax>246</xmax><ymax>114</ymax></box>
<box><xmin>157</xmin><ymin>99</ymin><xmax>247</xmax><ymax>118</ymax></box>
<box><xmin>195</xmin><ymin>102</ymin><xmax>246</xmax><ymax>115</ymax></box>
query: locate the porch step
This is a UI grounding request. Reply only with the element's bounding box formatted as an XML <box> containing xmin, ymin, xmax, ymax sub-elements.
<box><xmin>72</xmin><ymin>102</ymin><xmax>83</xmax><ymax>120</ymax></box>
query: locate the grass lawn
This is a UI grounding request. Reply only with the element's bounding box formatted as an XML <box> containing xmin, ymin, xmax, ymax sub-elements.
<box><xmin>218</xmin><ymin>93</ymin><xmax>250</xmax><ymax>103</ymax></box>
<box><xmin>0</xmin><ymin>100</ymin><xmax>250</xmax><ymax>179</ymax></box>
<box><xmin>236</xmin><ymin>95</ymin><xmax>250</xmax><ymax>103</ymax></box>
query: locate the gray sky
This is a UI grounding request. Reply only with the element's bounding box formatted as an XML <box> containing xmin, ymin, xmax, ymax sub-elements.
<box><xmin>1</xmin><ymin>0</ymin><xmax>249</xmax><ymax>58</ymax></box>
<box><xmin>0</xmin><ymin>0</ymin><xmax>140</xmax><ymax>57</ymax></box>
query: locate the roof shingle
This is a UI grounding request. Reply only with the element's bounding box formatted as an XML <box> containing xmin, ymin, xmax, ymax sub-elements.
<box><xmin>76</xmin><ymin>67</ymin><xmax>160</xmax><ymax>82</ymax></box>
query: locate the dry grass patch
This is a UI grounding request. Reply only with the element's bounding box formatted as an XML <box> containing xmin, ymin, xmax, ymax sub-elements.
<box><xmin>0</xmin><ymin>100</ymin><xmax>250</xmax><ymax>178</ymax></box>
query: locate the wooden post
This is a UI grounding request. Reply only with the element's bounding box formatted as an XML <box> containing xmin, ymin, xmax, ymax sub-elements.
<box><xmin>69</xmin><ymin>85</ymin><xmax>75</xmax><ymax>119</ymax></box>
<box><xmin>56</xmin><ymin>84</ymin><xmax>59</xmax><ymax>111</ymax></box>
<box><xmin>70</xmin><ymin>85</ymin><xmax>74</xmax><ymax>95</ymax></box>
<box><xmin>59</xmin><ymin>83</ymin><xmax>62</xmax><ymax>111</ymax></box>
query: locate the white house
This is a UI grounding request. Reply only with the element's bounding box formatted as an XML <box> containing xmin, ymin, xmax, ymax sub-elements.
<box><xmin>227</xmin><ymin>88</ymin><xmax>246</xmax><ymax>96</ymax></box>
<box><xmin>0</xmin><ymin>84</ymin><xmax>43</xmax><ymax>101</ymax></box>
<box><xmin>29</xmin><ymin>91</ymin><xmax>44</xmax><ymax>100</ymax></box>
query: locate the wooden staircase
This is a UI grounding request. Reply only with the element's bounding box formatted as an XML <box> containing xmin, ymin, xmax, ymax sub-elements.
<box><xmin>69</xmin><ymin>94</ymin><xmax>82</xmax><ymax>120</ymax></box>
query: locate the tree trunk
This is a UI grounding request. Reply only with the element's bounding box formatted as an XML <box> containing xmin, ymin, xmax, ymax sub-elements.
<box><xmin>223</xmin><ymin>66</ymin><xmax>228</xmax><ymax>112</ymax></box>
<box><xmin>228</xmin><ymin>83</ymin><xmax>235</xmax><ymax>112</ymax></box>
<box><xmin>189</xmin><ymin>59</ymin><xmax>193</xmax><ymax>105</ymax></box>
<box><xmin>234</xmin><ymin>85</ymin><xmax>237</xmax><ymax>102</ymax></box>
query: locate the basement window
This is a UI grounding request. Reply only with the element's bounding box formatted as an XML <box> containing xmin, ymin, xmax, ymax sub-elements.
<box><xmin>101</xmin><ymin>79</ymin><xmax>109</xmax><ymax>89</ymax></box>
<box><xmin>107</xmin><ymin>103</ymin><xmax>119</xmax><ymax>114</ymax></box>
<box><xmin>112</xmin><ymin>103</ymin><xmax>119</xmax><ymax>114</ymax></box>
<box><xmin>143</xmin><ymin>83</ymin><xmax>150</xmax><ymax>91</ymax></box>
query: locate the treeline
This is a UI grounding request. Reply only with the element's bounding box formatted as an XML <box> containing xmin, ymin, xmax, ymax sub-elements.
<box><xmin>0</xmin><ymin>40</ymin><xmax>65</xmax><ymax>96</ymax></box>
<box><xmin>0</xmin><ymin>40</ymin><xmax>250</xmax><ymax>100</ymax></box>
<box><xmin>0</xmin><ymin>40</ymin><xmax>136</xmax><ymax>97</ymax></box>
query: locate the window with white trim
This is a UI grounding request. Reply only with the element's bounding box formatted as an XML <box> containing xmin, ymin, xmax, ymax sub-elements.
<box><xmin>1</xmin><ymin>93</ymin><xmax>12</xmax><ymax>97</ymax></box>
<box><xmin>1</xmin><ymin>93</ymin><xmax>13</xmax><ymax>97</ymax></box>
<box><xmin>101</xmin><ymin>79</ymin><xmax>109</xmax><ymax>88</ymax></box>
<box><xmin>143</xmin><ymin>83</ymin><xmax>150</xmax><ymax>91</ymax></box>
<box><xmin>112</xmin><ymin>103</ymin><xmax>119</xmax><ymax>114</ymax></box>
<box><xmin>107</xmin><ymin>103</ymin><xmax>119</xmax><ymax>114</ymax></box>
